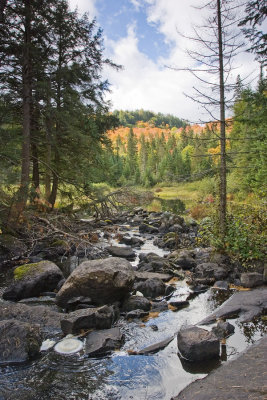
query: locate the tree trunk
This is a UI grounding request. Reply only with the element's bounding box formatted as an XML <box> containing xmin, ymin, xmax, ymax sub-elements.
<box><xmin>45</xmin><ymin>139</ymin><xmax>52</xmax><ymax>201</ymax></box>
<box><xmin>217</xmin><ymin>0</ymin><xmax>227</xmax><ymax>238</ymax></box>
<box><xmin>8</xmin><ymin>0</ymin><xmax>32</xmax><ymax>227</ymax></box>
<box><xmin>31</xmin><ymin>142</ymin><xmax>39</xmax><ymax>190</ymax></box>
<box><xmin>49</xmin><ymin>170</ymin><xmax>58</xmax><ymax>209</ymax></box>
<box><xmin>0</xmin><ymin>0</ymin><xmax>7</xmax><ymax>22</ymax></box>
<box><xmin>48</xmin><ymin>28</ymin><xmax>63</xmax><ymax>209</ymax></box>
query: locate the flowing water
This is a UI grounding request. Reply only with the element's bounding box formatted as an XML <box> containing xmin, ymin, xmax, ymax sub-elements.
<box><xmin>0</xmin><ymin>226</ymin><xmax>266</xmax><ymax>400</ymax></box>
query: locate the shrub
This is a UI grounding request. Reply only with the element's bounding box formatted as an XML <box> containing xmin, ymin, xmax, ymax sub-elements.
<box><xmin>198</xmin><ymin>205</ymin><xmax>266</xmax><ymax>265</ymax></box>
<box><xmin>190</xmin><ymin>204</ymin><xmax>210</xmax><ymax>220</ymax></box>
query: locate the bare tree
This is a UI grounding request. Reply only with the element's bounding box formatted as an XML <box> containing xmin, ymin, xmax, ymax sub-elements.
<box><xmin>173</xmin><ymin>0</ymin><xmax>244</xmax><ymax>237</ymax></box>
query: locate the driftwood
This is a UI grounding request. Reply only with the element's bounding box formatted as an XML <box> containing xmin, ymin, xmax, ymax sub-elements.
<box><xmin>128</xmin><ymin>334</ymin><xmax>176</xmax><ymax>356</ymax></box>
<box><xmin>87</xmin><ymin>188</ymin><xmax>153</xmax><ymax>219</ymax></box>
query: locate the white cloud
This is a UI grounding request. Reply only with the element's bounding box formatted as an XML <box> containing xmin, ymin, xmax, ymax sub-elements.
<box><xmin>69</xmin><ymin>0</ymin><xmax>263</xmax><ymax>122</ymax></box>
<box><xmin>104</xmin><ymin>24</ymin><xmax>203</xmax><ymax>121</ymax></box>
<box><xmin>130</xmin><ymin>0</ymin><xmax>142</xmax><ymax>11</ymax></box>
<box><xmin>68</xmin><ymin>0</ymin><xmax>98</xmax><ymax>18</ymax></box>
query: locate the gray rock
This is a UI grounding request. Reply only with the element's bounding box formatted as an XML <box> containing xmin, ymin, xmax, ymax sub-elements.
<box><xmin>240</xmin><ymin>272</ymin><xmax>263</xmax><ymax>288</ymax></box>
<box><xmin>139</xmin><ymin>223</ymin><xmax>159</xmax><ymax>234</ymax></box>
<box><xmin>212</xmin><ymin>320</ymin><xmax>235</xmax><ymax>339</ymax></box>
<box><xmin>137</xmin><ymin>335</ymin><xmax>174</xmax><ymax>355</ymax></box>
<box><xmin>168</xmin><ymin>250</ymin><xmax>196</xmax><ymax>270</ymax></box>
<box><xmin>119</xmin><ymin>236</ymin><xmax>144</xmax><ymax>247</ymax></box>
<box><xmin>189</xmin><ymin>284</ymin><xmax>209</xmax><ymax>295</ymax></box>
<box><xmin>165</xmin><ymin>285</ymin><xmax>176</xmax><ymax>296</ymax></box>
<box><xmin>195</xmin><ymin>277</ymin><xmax>215</xmax><ymax>286</ymax></box>
<box><xmin>195</xmin><ymin>263</ymin><xmax>228</xmax><ymax>280</ymax></box>
<box><xmin>138</xmin><ymin>262</ymin><xmax>154</xmax><ymax>272</ymax></box>
<box><xmin>135</xmin><ymin>271</ymin><xmax>172</xmax><ymax>282</ymax></box>
<box><xmin>169</xmin><ymin>300</ymin><xmax>189</xmax><ymax>309</ymax></box>
<box><xmin>178</xmin><ymin>326</ymin><xmax>220</xmax><ymax>362</ymax></box>
<box><xmin>199</xmin><ymin>287</ymin><xmax>267</xmax><ymax>324</ymax></box>
<box><xmin>135</xmin><ymin>277</ymin><xmax>166</xmax><ymax>298</ymax></box>
<box><xmin>60</xmin><ymin>305</ymin><xmax>117</xmax><ymax>335</ymax></box>
<box><xmin>126</xmin><ymin>309</ymin><xmax>149</xmax><ymax>319</ymax></box>
<box><xmin>65</xmin><ymin>296</ymin><xmax>92</xmax><ymax>310</ymax></box>
<box><xmin>122</xmin><ymin>295</ymin><xmax>151</xmax><ymax>312</ymax></box>
<box><xmin>139</xmin><ymin>252</ymin><xmax>159</xmax><ymax>263</ymax></box>
<box><xmin>0</xmin><ymin>302</ymin><xmax>61</xmax><ymax>335</ymax></box>
<box><xmin>56</xmin><ymin>257</ymin><xmax>135</xmax><ymax>308</ymax></box>
<box><xmin>151</xmin><ymin>300</ymin><xmax>169</xmax><ymax>312</ymax></box>
<box><xmin>0</xmin><ymin>319</ymin><xmax>42</xmax><ymax>364</ymax></box>
<box><xmin>85</xmin><ymin>327</ymin><xmax>123</xmax><ymax>357</ymax></box>
<box><xmin>3</xmin><ymin>260</ymin><xmax>63</xmax><ymax>301</ymax></box>
<box><xmin>169</xmin><ymin>224</ymin><xmax>184</xmax><ymax>233</ymax></box>
<box><xmin>150</xmin><ymin>259</ymin><xmax>171</xmax><ymax>272</ymax></box>
<box><xmin>107</xmin><ymin>246</ymin><xmax>136</xmax><ymax>259</ymax></box>
<box><xmin>213</xmin><ymin>281</ymin><xmax>229</xmax><ymax>290</ymax></box>
<box><xmin>172</xmin><ymin>336</ymin><xmax>267</xmax><ymax>400</ymax></box>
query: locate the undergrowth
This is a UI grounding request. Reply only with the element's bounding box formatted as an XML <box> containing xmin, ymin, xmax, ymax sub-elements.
<box><xmin>198</xmin><ymin>204</ymin><xmax>266</xmax><ymax>266</ymax></box>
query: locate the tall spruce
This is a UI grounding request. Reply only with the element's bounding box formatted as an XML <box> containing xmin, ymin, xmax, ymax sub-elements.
<box><xmin>173</xmin><ymin>0</ymin><xmax>244</xmax><ymax>237</ymax></box>
<box><xmin>0</xmin><ymin>0</ymin><xmax>119</xmax><ymax>224</ymax></box>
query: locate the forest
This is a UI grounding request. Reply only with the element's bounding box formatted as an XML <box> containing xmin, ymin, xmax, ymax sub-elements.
<box><xmin>0</xmin><ymin>2</ymin><xmax>266</xmax><ymax>398</ymax></box>
<box><xmin>0</xmin><ymin>0</ymin><xmax>266</xmax><ymax>263</ymax></box>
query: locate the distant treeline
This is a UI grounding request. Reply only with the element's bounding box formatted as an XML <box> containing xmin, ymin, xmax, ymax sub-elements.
<box><xmin>112</xmin><ymin>109</ymin><xmax>188</xmax><ymax>129</ymax></box>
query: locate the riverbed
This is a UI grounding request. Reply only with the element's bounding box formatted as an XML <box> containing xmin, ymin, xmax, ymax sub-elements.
<box><xmin>0</xmin><ymin>223</ymin><xmax>266</xmax><ymax>400</ymax></box>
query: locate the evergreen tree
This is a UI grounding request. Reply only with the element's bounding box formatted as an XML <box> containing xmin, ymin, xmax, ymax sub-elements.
<box><xmin>125</xmin><ymin>127</ymin><xmax>138</xmax><ymax>180</ymax></box>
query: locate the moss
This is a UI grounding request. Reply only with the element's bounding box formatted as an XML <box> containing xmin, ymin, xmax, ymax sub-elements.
<box><xmin>14</xmin><ymin>262</ymin><xmax>44</xmax><ymax>280</ymax></box>
<box><xmin>164</xmin><ymin>232</ymin><xmax>177</xmax><ymax>241</ymax></box>
<box><xmin>51</xmin><ymin>239</ymin><xmax>68</xmax><ymax>247</ymax></box>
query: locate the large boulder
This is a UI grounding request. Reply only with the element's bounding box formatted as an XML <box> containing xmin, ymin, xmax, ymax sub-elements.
<box><xmin>240</xmin><ymin>272</ymin><xmax>263</xmax><ymax>288</ymax></box>
<box><xmin>0</xmin><ymin>319</ymin><xmax>42</xmax><ymax>364</ymax></box>
<box><xmin>199</xmin><ymin>287</ymin><xmax>267</xmax><ymax>324</ymax></box>
<box><xmin>56</xmin><ymin>257</ymin><xmax>135</xmax><ymax>308</ymax></box>
<box><xmin>3</xmin><ymin>260</ymin><xmax>64</xmax><ymax>301</ymax></box>
<box><xmin>85</xmin><ymin>327</ymin><xmax>123</xmax><ymax>357</ymax></box>
<box><xmin>0</xmin><ymin>302</ymin><xmax>61</xmax><ymax>335</ymax></box>
<box><xmin>178</xmin><ymin>326</ymin><xmax>220</xmax><ymax>362</ymax></box>
<box><xmin>0</xmin><ymin>234</ymin><xmax>27</xmax><ymax>266</ymax></box>
<box><xmin>195</xmin><ymin>262</ymin><xmax>228</xmax><ymax>280</ymax></box>
<box><xmin>60</xmin><ymin>305</ymin><xmax>117</xmax><ymax>335</ymax></box>
<box><xmin>135</xmin><ymin>277</ymin><xmax>166</xmax><ymax>298</ymax></box>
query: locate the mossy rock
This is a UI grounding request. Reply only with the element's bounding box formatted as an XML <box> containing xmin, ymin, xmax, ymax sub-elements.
<box><xmin>3</xmin><ymin>260</ymin><xmax>64</xmax><ymax>301</ymax></box>
<box><xmin>163</xmin><ymin>232</ymin><xmax>177</xmax><ymax>242</ymax></box>
<box><xmin>14</xmin><ymin>262</ymin><xmax>44</xmax><ymax>281</ymax></box>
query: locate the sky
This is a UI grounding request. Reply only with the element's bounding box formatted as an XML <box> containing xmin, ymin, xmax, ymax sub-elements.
<box><xmin>69</xmin><ymin>0</ymin><xmax>265</xmax><ymax>122</ymax></box>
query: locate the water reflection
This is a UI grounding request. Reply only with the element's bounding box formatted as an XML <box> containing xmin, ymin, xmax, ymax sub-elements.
<box><xmin>179</xmin><ymin>354</ymin><xmax>221</xmax><ymax>374</ymax></box>
<box><xmin>238</xmin><ymin>318</ymin><xmax>267</xmax><ymax>344</ymax></box>
<box><xmin>0</xmin><ymin>222</ymin><xmax>266</xmax><ymax>400</ymax></box>
<box><xmin>148</xmin><ymin>198</ymin><xmax>186</xmax><ymax>214</ymax></box>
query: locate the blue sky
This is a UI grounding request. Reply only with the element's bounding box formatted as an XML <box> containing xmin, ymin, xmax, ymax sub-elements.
<box><xmin>69</xmin><ymin>0</ymin><xmax>265</xmax><ymax>122</ymax></box>
<box><xmin>95</xmin><ymin>0</ymin><xmax>170</xmax><ymax>62</ymax></box>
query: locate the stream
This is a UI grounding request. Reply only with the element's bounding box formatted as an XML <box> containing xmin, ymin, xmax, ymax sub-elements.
<box><xmin>0</xmin><ymin>223</ymin><xmax>266</xmax><ymax>400</ymax></box>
